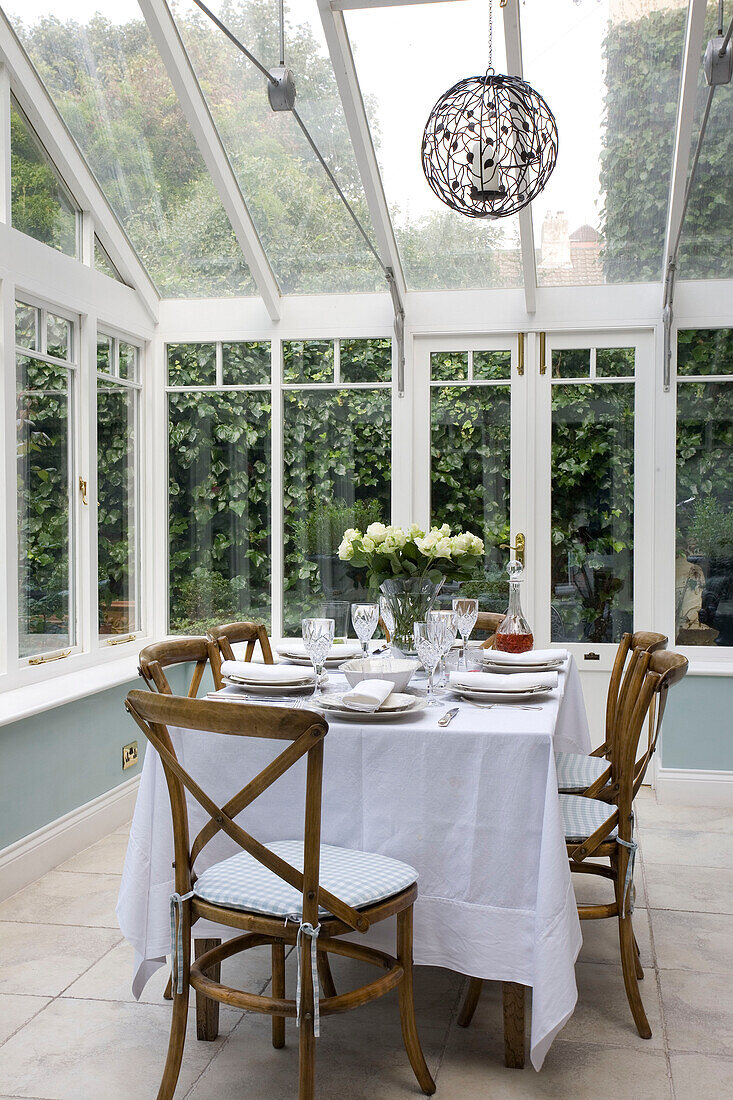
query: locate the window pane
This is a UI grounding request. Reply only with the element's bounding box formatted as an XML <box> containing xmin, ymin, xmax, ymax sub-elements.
<box><xmin>167</xmin><ymin>343</ymin><xmax>216</xmax><ymax>387</ymax></box>
<box><xmin>431</xmin><ymin>385</ymin><xmax>510</xmax><ymax>613</ymax></box>
<box><xmin>676</xmin><ymin>377</ymin><xmax>733</xmax><ymax>647</ymax></box>
<box><xmin>551</xmin><ymin>382</ymin><xmax>635</xmax><ymax>642</ymax></box>
<box><xmin>283</xmin><ymin>389</ymin><xmax>391</xmax><ymax>633</ymax></box>
<box><xmin>97</xmin><ymin>334</ymin><xmax>113</xmax><ymax>375</ymax></box>
<box><xmin>222</xmin><ymin>342</ymin><xmax>270</xmax><ymax>386</ymax></box>
<box><xmin>596</xmin><ymin>348</ymin><xmax>635</xmax><ymax>378</ymax></box>
<box><xmin>552</xmin><ymin>349</ymin><xmax>590</xmax><ymax>379</ymax></box>
<box><xmin>47</xmin><ymin>313</ymin><xmax>71</xmax><ymax>361</ymax></box>
<box><xmin>94</xmin><ymin>236</ymin><xmax>122</xmax><ymax>281</ymax></box>
<box><xmin>283</xmin><ymin>341</ymin><xmax>334</xmax><ymax>384</ymax></box>
<box><xmin>10</xmin><ymin>100</ymin><xmax>78</xmax><ymax>258</ymax></box>
<box><xmin>431</xmin><ymin>352</ymin><xmax>468</xmax><ymax>382</ymax></box>
<box><xmin>98</xmin><ymin>379</ymin><xmax>138</xmax><ymax>636</ymax></box>
<box><xmin>15</xmin><ymin>301</ymin><xmax>38</xmax><ymax>350</ymax></box>
<box><xmin>677</xmin><ymin>328</ymin><xmax>733</xmax><ymax>377</ymax></box>
<box><xmin>340</xmin><ymin>339</ymin><xmax>392</xmax><ymax>384</ymax></box>
<box><xmin>119</xmin><ymin>342</ymin><xmax>138</xmax><ymax>382</ymax></box>
<box><xmin>16</xmin><ymin>356</ymin><xmax>73</xmax><ymax>657</ymax></box>
<box><xmin>473</xmin><ymin>351</ymin><xmax>511</xmax><ymax>381</ymax></box>
<box><xmin>168</xmin><ymin>392</ymin><xmax>271</xmax><ymax>632</ymax></box>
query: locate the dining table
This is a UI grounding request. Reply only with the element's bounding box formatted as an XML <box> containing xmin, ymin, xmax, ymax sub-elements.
<box><xmin>117</xmin><ymin>653</ymin><xmax>591</xmax><ymax>1071</ymax></box>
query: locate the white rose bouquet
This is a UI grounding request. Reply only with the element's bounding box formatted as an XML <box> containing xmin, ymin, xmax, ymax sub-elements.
<box><xmin>338</xmin><ymin>521</ymin><xmax>484</xmax><ymax>589</ymax></box>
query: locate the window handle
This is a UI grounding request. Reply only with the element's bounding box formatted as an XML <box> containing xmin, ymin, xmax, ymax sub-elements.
<box><xmin>79</xmin><ymin>477</ymin><xmax>88</xmax><ymax>506</ymax></box>
<box><xmin>500</xmin><ymin>532</ymin><xmax>526</xmax><ymax>568</ymax></box>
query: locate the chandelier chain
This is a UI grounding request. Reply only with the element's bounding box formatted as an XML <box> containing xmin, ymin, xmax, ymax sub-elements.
<box><xmin>487</xmin><ymin>0</ymin><xmax>493</xmax><ymax>74</ymax></box>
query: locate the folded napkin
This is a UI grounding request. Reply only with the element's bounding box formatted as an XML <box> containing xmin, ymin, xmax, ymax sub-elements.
<box><xmin>341</xmin><ymin>678</ymin><xmax>394</xmax><ymax>712</ymax></box>
<box><xmin>220</xmin><ymin>661</ymin><xmax>312</xmax><ymax>683</ymax></box>
<box><xmin>449</xmin><ymin>670</ymin><xmax>559</xmax><ymax>692</ymax></box>
<box><xmin>484</xmin><ymin>648</ymin><xmax>568</xmax><ymax>666</ymax></box>
<box><xmin>275</xmin><ymin>640</ymin><xmax>363</xmax><ymax>660</ymax></box>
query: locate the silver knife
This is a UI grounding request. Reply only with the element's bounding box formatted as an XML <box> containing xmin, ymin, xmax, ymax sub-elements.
<box><xmin>437</xmin><ymin>707</ymin><xmax>460</xmax><ymax>727</ymax></box>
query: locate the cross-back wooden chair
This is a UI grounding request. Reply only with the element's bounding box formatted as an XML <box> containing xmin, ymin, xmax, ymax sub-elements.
<box><xmin>475</xmin><ymin>611</ymin><xmax>504</xmax><ymax>647</ymax></box>
<box><xmin>124</xmin><ymin>690</ymin><xmax>435</xmax><ymax>1100</ymax></box>
<box><xmin>207</xmin><ymin>621</ymin><xmax>274</xmax><ymax>690</ymax></box>
<box><xmin>458</xmin><ymin>648</ymin><xmax>687</xmax><ymax>1043</ymax></box>
<box><xmin>138</xmin><ymin>638</ymin><xmax>214</xmax><ymax>699</ymax></box>
<box><xmin>556</xmin><ymin>630</ymin><xmax>667</xmax><ymax>798</ymax></box>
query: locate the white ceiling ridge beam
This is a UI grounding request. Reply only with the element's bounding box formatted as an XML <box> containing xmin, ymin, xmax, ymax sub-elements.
<box><xmin>502</xmin><ymin>0</ymin><xmax>537</xmax><ymax>316</ymax></box>
<box><xmin>331</xmin><ymin>1</ymin><xmax>470</xmax><ymax>10</ymax></box>
<box><xmin>139</xmin><ymin>0</ymin><xmax>281</xmax><ymax>321</ymax></box>
<box><xmin>317</xmin><ymin>0</ymin><xmax>406</xmax><ymax>302</ymax></box>
<box><xmin>662</xmin><ymin>0</ymin><xmax>709</xmax><ymax>288</ymax></box>
<box><xmin>0</xmin><ymin>11</ymin><xmax>159</xmax><ymax>323</ymax></box>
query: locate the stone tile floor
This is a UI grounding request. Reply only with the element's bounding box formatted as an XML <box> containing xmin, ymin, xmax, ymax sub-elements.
<box><xmin>0</xmin><ymin>788</ymin><xmax>731</xmax><ymax>1098</ymax></box>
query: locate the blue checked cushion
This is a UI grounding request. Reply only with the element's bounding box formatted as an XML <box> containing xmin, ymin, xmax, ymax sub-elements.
<box><xmin>560</xmin><ymin>794</ymin><xmax>618</xmax><ymax>844</ymax></box>
<box><xmin>193</xmin><ymin>840</ymin><xmax>418</xmax><ymax>919</ymax></box>
<box><xmin>555</xmin><ymin>751</ymin><xmax>609</xmax><ymax>794</ymax></box>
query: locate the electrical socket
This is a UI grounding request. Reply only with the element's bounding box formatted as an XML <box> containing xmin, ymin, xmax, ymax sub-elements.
<box><xmin>122</xmin><ymin>741</ymin><xmax>138</xmax><ymax>770</ymax></box>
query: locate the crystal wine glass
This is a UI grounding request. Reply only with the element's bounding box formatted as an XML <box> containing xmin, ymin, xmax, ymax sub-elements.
<box><xmin>413</xmin><ymin>621</ymin><xmax>442</xmax><ymax>707</ymax></box>
<box><xmin>351</xmin><ymin>603</ymin><xmax>379</xmax><ymax>658</ymax></box>
<box><xmin>452</xmin><ymin>598</ymin><xmax>479</xmax><ymax>670</ymax></box>
<box><xmin>427</xmin><ymin>609</ymin><xmax>457</xmax><ymax>687</ymax></box>
<box><xmin>379</xmin><ymin>595</ymin><xmax>395</xmax><ymax>648</ymax></box>
<box><xmin>301</xmin><ymin>617</ymin><xmax>335</xmax><ymax>694</ymax></box>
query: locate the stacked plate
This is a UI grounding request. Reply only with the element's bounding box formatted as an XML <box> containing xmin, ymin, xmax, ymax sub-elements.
<box><xmin>222</xmin><ymin>664</ymin><xmax>317</xmax><ymax>695</ymax></box>
<box><xmin>275</xmin><ymin>640</ymin><xmax>365</xmax><ymax>668</ymax></box>
<box><xmin>317</xmin><ymin>692</ymin><xmax>427</xmax><ymax>722</ymax></box>
<box><xmin>449</xmin><ymin>669</ymin><xmax>559</xmax><ymax>703</ymax></box>
<box><xmin>482</xmin><ymin>653</ymin><xmax>565</xmax><ymax>675</ymax></box>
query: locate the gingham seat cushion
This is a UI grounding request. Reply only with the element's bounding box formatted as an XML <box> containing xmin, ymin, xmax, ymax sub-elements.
<box><xmin>555</xmin><ymin>751</ymin><xmax>609</xmax><ymax>794</ymax></box>
<box><xmin>193</xmin><ymin>840</ymin><xmax>418</xmax><ymax>919</ymax></box>
<box><xmin>560</xmin><ymin>794</ymin><xmax>618</xmax><ymax>844</ymax></box>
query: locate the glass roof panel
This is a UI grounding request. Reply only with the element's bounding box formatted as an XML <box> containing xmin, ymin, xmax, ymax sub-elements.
<box><xmin>171</xmin><ymin>0</ymin><xmax>383</xmax><ymax>295</ymax></box>
<box><xmin>8</xmin><ymin>0</ymin><xmax>256</xmax><ymax>298</ymax></box>
<box><xmin>678</xmin><ymin>0</ymin><xmax>733</xmax><ymax>281</ymax></box>
<box><xmin>522</xmin><ymin>0</ymin><xmax>688</xmax><ymax>287</ymax></box>
<box><xmin>345</xmin><ymin>0</ymin><xmax>523</xmax><ymax>291</ymax></box>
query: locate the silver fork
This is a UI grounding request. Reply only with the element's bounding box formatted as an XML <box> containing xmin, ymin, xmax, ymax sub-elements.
<box><xmin>470</xmin><ymin>702</ymin><xmax>543</xmax><ymax>711</ymax></box>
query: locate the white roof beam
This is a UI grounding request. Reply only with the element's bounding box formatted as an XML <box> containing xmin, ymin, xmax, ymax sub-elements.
<box><xmin>331</xmin><ymin>1</ymin><xmax>469</xmax><ymax>9</ymax></box>
<box><xmin>662</xmin><ymin>0</ymin><xmax>710</xmax><ymax>287</ymax></box>
<box><xmin>317</xmin><ymin>0</ymin><xmax>406</xmax><ymax>302</ymax></box>
<box><xmin>502</xmin><ymin>0</ymin><xmax>537</xmax><ymax>315</ymax></box>
<box><xmin>0</xmin><ymin>11</ymin><xmax>158</xmax><ymax>322</ymax></box>
<box><xmin>139</xmin><ymin>0</ymin><xmax>281</xmax><ymax>320</ymax></box>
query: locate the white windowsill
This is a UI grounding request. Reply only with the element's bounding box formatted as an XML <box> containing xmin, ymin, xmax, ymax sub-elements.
<box><xmin>0</xmin><ymin>653</ymin><xmax>143</xmax><ymax>728</ymax></box>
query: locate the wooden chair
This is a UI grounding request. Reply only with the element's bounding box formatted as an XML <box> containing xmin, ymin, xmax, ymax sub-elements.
<box><xmin>124</xmin><ymin>689</ymin><xmax>436</xmax><ymax>1100</ymax></box>
<box><xmin>458</xmin><ymin>648</ymin><xmax>687</xmax><ymax>1045</ymax></box>
<box><xmin>207</xmin><ymin>621</ymin><xmax>274</xmax><ymax>690</ymax></box>
<box><xmin>138</xmin><ymin>637</ymin><xmax>214</xmax><ymax>698</ymax></box>
<box><xmin>475</xmin><ymin>611</ymin><xmax>504</xmax><ymax>647</ymax></box>
<box><xmin>555</xmin><ymin>630</ymin><xmax>667</xmax><ymax>798</ymax></box>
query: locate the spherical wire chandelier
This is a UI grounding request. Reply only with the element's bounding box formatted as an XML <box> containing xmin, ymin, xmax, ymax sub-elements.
<box><xmin>421</xmin><ymin>0</ymin><xmax>558</xmax><ymax>219</ymax></box>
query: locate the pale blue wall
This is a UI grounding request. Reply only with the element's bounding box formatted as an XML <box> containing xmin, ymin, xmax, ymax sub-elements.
<box><xmin>659</xmin><ymin>675</ymin><xmax>733</xmax><ymax>771</ymax></box>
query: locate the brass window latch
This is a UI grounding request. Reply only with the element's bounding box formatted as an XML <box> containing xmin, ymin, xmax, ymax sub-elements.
<box><xmin>79</xmin><ymin>477</ymin><xmax>88</xmax><ymax>505</ymax></box>
<box><xmin>500</xmin><ymin>531</ymin><xmax>526</xmax><ymax>568</ymax></box>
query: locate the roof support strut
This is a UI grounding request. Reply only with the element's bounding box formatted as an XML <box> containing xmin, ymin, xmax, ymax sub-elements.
<box><xmin>502</xmin><ymin>0</ymin><xmax>537</xmax><ymax>315</ymax></box>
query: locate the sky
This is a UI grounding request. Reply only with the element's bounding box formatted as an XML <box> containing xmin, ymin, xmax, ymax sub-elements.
<box><xmin>5</xmin><ymin>0</ymin><xmax>681</xmax><ymax>247</ymax></box>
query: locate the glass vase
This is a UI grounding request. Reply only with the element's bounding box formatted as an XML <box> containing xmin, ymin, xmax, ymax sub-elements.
<box><xmin>379</xmin><ymin>576</ymin><xmax>444</xmax><ymax>655</ymax></box>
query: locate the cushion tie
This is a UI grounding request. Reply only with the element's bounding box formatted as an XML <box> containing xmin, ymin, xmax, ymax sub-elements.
<box><xmin>169</xmin><ymin>891</ymin><xmax>194</xmax><ymax>995</ymax></box>
<box><xmin>616</xmin><ymin>836</ymin><xmax>637</xmax><ymax>918</ymax></box>
<box><xmin>285</xmin><ymin>914</ymin><xmax>322</xmax><ymax>1037</ymax></box>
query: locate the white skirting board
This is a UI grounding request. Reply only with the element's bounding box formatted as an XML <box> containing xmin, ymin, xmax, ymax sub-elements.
<box><xmin>0</xmin><ymin>774</ymin><xmax>139</xmax><ymax>903</ymax></box>
<box><xmin>654</xmin><ymin>766</ymin><xmax>733</xmax><ymax>807</ymax></box>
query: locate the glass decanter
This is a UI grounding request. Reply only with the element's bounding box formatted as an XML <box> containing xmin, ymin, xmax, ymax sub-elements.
<box><xmin>495</xmin><ymin>559</ymin><xmax>534</xmax><ymax>653</ymax></box>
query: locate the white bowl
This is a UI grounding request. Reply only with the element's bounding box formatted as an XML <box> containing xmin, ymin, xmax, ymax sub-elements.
<box><xmin>340</xmin><ymin>657</ymin><xmax>420</xmax><ymax>693</ymax></box>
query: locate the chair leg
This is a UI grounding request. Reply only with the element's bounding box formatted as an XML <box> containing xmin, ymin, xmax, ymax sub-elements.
<box><xmin>618</xmin><ymin>911</ymin><xmax>651</xmax><ymax>1039</ymax></box>
<box><xmin>157</xmin><ymin>918</ymin><xmax>190</xmax><ymax>1100</ymax></box>
<box><xmin>502</xmin><ymin>982</ymin><xmax>526</xmax><ymax>1069</ymax></box>
<box><xmin>634</xmin><ymin>934</ymin><xmax>644</xmax><ymax>980</ymax></box>
<box><xmin>317</xmin><ymin>952</ymin><xmax>337</xmax><ymax>999</ymax></box>
<box><xmin>163</xmin><ymin>972</ymin><xmax>173</xmax><ymax>1001</ymax></box>
<box><xmin>457</xmin><ymin>977</ymin><xmax>483</xmax><ymax>1028</ymax></box>
<box><xmin>298</xmin><ymin>941</ymin><xmax>316</xmax><ymax>1100</ymax></box>
<box><xmin>194</xmin><ymin>938</ymin><xmax>221</xmax><ymax>1041</ymax></box>
<box><xmin>396</xmin><ymin>906</ymin><xmax>436</xmax><ymax>1096</ymax></box>
<box><xmin>272</xmin><ymin>941</ymin><xmax>286</xmax><ymax>1050</ymax></box>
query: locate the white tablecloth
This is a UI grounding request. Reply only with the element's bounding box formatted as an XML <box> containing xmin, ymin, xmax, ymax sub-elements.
<box><xmin>117</xmin><ymin>658</ymin><xmax>590</xmax><ymax>1070</ymax></box>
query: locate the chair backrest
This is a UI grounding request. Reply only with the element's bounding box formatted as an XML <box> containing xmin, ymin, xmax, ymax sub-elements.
<box><xmin>476</xmin><ymin>612</ymin><xmax>504</xmax><ymax>647</ymax></box>
<box><xmin>138</xmin><ymin>637</ymin><xmax>214</xmax><ymax>698</ymax></box>
<box><xmin>208</xmin><ymin>621</ymin><xmax>274</xmax><ymax>689</ymax></box>
<box><xmin>605</xmin><ymin>631</ymin><xmax>667</xmax><ymax>752</ymax></box>
<box><xmin>125</xmin><ymin>689</ymin><xmax>368</xmax><ymax>934</ymax></box>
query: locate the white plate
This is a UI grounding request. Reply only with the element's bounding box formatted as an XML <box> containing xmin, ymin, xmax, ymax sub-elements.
<box><xmin>222</xmin><ymin>678</ymin><xmax>317</xmax><ymax>696</ymax></box>
<box><xmin>317</xmin><ymin>692</ymin><xmax>427</xmax><ymax>721</ymax></box>
<box><xmin>482</xmin><ymin>660</ymin><xmax>563</xmax><ymax>674</ymax></box>
<box><xmin>224</xmin><ymin>671</ymin><xmax>314</xmax><ymax>687</ymax></box>
<box><xmin>451</xmin><ymin>686</ymin><xmax>552</xmax><ymax>703</ymax></box>
<box><xmin>278</xmin><ymin>653</ymin><xmax>354</xmax><ymax>668</ymax></box>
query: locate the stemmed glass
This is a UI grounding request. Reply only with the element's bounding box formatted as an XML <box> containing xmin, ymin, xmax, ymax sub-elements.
<box><xmin>413</xmin><ymin>621</ymin><xmax>442</xmax><ymax>707</ymax></box>
<box><xmin>379</xmin><ymin>595</ymin><xmax>395</xmax><ymax>648</ymax></box>
<box><xmin>301</xmin><ymin>617</ymin><xmax>335</xmax><ymax>695</ymax></box>
<box><xmin>427</xmin><ymin>609</ymin><xmax>458</xmax><ymax>687</ymax></box>
<box><xmin>452</xmin><ymin>598</ymin><xmax>479</xmax><ymax>669</ymax></box>
<box><xmin>351</xmin><ymin>603</ymin><xmax>379</xmax><ymax>658</ymax></box>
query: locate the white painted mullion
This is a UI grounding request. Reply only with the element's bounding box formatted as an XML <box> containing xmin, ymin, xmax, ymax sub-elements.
<box><xmin>503</xmin><ymin>0</ymin><xmax>537</xmax><ymax>316</ymax></box>
<box><xmin>334</xmin><ymin>338</ymin><xmax>341</xmax><ymax>385</ymax></box>
<box><xmin>270</xmin><ymin>337</ymin><xmax>284</xmax><ymax>638</ymax></box>
<box><xmin>511</xmin><ymin>328</ymin><xmax>533</xmax><ymax>627</ymax></box>
<box><xmin>633</xmin><ymin>331</ymin><xmax>656</xmax><ymax>637</ymax></box>
<box><xmin>80</xmin><ymin>309</ymin><xmax>97</xmax><ymax>655</ymax></box>
<box><xmin>392</xmin><ymin>329</ymin><xmax>412</xmax><ymax>528</ymax></box>
<box><xmin>151</xmin><ymin>331</ymin><xmax>169</xmax><ymax>638</ymax></box>
<box><xmin>0</xmin><ymin>63</ymin><xmax>11</xmax><ymax>225</ymax></box>
<box><xmin>81</xmin><ymin>210</ymin><xmax>94</xmax><ymax>269</ymax></box>
<box><xmin>0</xmin><ymin>273</ymin><xmax>18</xmax><ymax>675</ymax></box>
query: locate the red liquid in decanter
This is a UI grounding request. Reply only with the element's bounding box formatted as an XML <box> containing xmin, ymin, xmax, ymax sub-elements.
<box><xmin>495</xmin><ymin>631</ymin><xmax>534</xmax><ymax>654</ymax></box>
